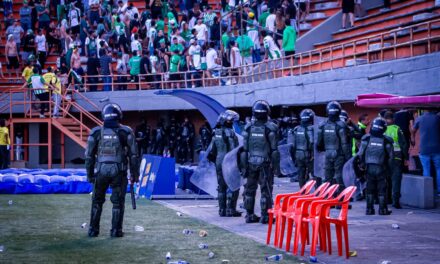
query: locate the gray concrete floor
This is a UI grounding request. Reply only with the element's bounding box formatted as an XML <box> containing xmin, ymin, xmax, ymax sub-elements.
<box><xmin>157</xmin><ymin>178</ymin><xmax>440</xmax><ymax>264</ymax></box>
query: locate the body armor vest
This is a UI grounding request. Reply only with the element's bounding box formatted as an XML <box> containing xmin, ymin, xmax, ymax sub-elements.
<box><xmin>248</xmin><ymin>124</ymin><xmax>270</xmax><ymax>165</ymax></box>
<box><xmin>365</xmin><ymin>136</ymin><xmax>386</xmax><ymax>165</ymax></box>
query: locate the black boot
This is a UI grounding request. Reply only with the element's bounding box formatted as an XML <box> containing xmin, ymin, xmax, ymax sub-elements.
<box><xmin>226</xmin><ymin>191</ymin><xmax>242</xmax><ymax>217</ymax></box>
<box><xmin>110</xmin><ymin>208</ymin><xmax>124</xmax><ymax>237</ymax></box>
<box><xmin>218</xmin><ymin>192</ymin><xmax>227</xmax><ymax>217</ymax></box>
<box><xmin>392</xmin><ymin>196</ymin><xmax>402</xmax><ymax>209</ymax></box>
<box><xmin>378</xmin><ymin>196</ymin><xmax>392</xmax><ymax>215</ymax></box>
<box><xmin>88</xmin><ymin>203</ymin><xmax>102</xmax><ymax>237</ymax></box>
<box><xmin>365</xmin><ymin>194</ymin><xmax>375</xmax><ymax>215</ymax></box>
<box><xmin>260</xmin><ymin>214</ymin><xmax>269</xmax><ymax>224</ymax></box>
<box><xmin>245</xmin><ymin>213</ymin><xmax>260</xmax><ymax>223</ymax></box>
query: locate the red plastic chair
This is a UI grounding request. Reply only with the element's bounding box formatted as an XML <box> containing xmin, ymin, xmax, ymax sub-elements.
<box><xmin>276</xmin><ymin>182</ymin><xmax>330</xmax><ymax>249</ymax></box>
<box><xmin>285</xmin><ymin>184</ymin><xmax>339</xmax><ymax>255</ymax></box>
<box><xmin>301</xmin><ymin>186</ymin><xmax>357</xmax><ymax>258</ymax></box>
<box><xmin>266</xmin><ymin>180</ymin><xmax>316</xmax><ymax>246</ymax></box>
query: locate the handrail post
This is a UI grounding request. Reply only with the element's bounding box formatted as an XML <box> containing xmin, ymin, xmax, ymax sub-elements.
<box><xmin>427</xmin><ymin>22</ymin><xmax>432</xmax><ymax>53</ymax></box>
<box><xmin>410</xmin><ymin>27</ymin><xmax>414</xmax><ymax>57</ymax></box>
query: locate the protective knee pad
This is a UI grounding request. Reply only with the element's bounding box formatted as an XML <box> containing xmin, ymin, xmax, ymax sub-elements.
<box><xmin>111</xmin><ymin>208</ymin><xmax>124</xmax><ymax>231</ymax></box>
<box><xmin>89</xmin><ymin>203</ymin><xmax>103</xmax><ymax>228</ymax></box>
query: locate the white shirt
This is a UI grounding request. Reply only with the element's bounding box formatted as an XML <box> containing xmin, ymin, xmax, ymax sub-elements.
<box><xmin>69</xmin><ymin>8</ymin><xmax>80</xmax><ymax>27</ymax></box>
<box><xmin>263</xmin><ymin>35</ymin><xmax>281</xmax><ymax>59</ymax></box>
<box><xmin>116</xmin><ymin>58</ymin><xmax>127</xmax><ymax>74</ymax></box>
<box><xmin>206</xmin><ymin>48</ymin><xmax>219</xmax><ymax>70</ymax></box>
<box><xmin>35</xmin><ymin>35</ymin><xmax>47</xmax><ymax>52</ymax></box>
<box><xmin>247</xmin><ymin>27</ymin><xmax>261</xmax><ymax>49</ymax></box>
<box><xmin>188</xmin><ymin>44</ymin><xmax>201</xmax><ymax>69</ymax></box>
<box><xmin>265</xmin><ymin>14</ymin><xmax>276</xmax><ymax>32</ymax></box>
<box><xmin>131</xmin><ymin>39</ymin><xmax>141</xmax><ymax>53</ymax></box>
<box><xmin>149</xmin><ymin>55</ymin><xmax>158</xmax><ymax>73</ymax></box>
<box><xmin>230</xmin><ymin>46</ymin><xmax>242</xmax><ymax>68</ymax></box>
<box><xmin>193</xmin><ymin>23</ymin><xmax>208</xmax><ymax>41</ymax></box>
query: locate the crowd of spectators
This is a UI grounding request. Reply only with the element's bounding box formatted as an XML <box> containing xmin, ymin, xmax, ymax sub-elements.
<box><xmin>1</xmin><ymin>0</ymin><xmax>310</xmax><ymax>89</ymax></box>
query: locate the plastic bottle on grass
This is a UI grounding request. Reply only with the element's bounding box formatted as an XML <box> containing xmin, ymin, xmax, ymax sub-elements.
<box><xmin>134</xmin><ymin>225</ymin><xmax>145</xmax><ymax>232</ymax></box>
<box><xmin>166</xmin><ymin>252</ymin><xmax>171</xmax><ymax>260</ymax></box>
<box><xmin>8</xmin><ymin>200</ymin><xmax>13</xmax><ymax>205</ymax></box>
<box><xmin>81</xmin><ymin>223</ymin><xmax>87</xmax><ymax>228</ymax></box>
<box><xmin>0</xmin><ymin>245</ymin><xmax>4</xmax><ymax>252</ymax></box>
<box><xmin>309</xmin><ymin>256</ymin><xmax>318</xmax><ymax>263</ymax></box>
<box><xmin>182</xmin><ymin>229</ymin><xmax>193</xmax><ymax>235</ymax></box>
<box><xmin>198</xmin><ymin>243</ymin><xmax>208</xmax><ymax>249</ymax></box>
<box><xmin>176</xmin><ymin>212</ymin><xmax>183</xmax><ymax>216</ymax></box>
<box><xmin>167</xmin><ymin>261</ymin><xmax>189</xmax><ymax>264</ymax></box>
<box><xmin>266</xmin><ymin>254</ymin><xmax>283</xmax><ymax>261</ymax></box>
<box><xmin>208</xmin><ymin>252</ymin><xmax>215</xmax><ymax>259</ymax></box>
<box><xmin>391</xmin><ymin>224</ymin><xmax>400</xmax><ymax>229</ymax></box>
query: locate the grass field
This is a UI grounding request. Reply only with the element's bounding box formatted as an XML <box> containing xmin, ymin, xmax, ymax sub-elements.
<box><xmin>0</xmin><ymin>195</ymin><xmax>300</xmax><ymax>264</ymax></box>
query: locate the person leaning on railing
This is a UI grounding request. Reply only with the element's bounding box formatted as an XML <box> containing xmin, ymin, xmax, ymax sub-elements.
<box><xmin>0</xmin><ymin>119</ymin><xmax>11</xmax><ymax>170</ymax></box>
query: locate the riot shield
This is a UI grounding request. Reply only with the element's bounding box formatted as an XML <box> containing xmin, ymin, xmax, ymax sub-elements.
<box><xmin>342</xmin><ymin>157</ymin><xmax>357</xmax><ymax>187</ymax></box>
<box><xmin>222</xmin><ymin>134</ymin><xmax>245</xmax><ymax>191</ymax></box>
<box><xmin>190</xmin><ymin>149</ymin><xmax>218</xmax><ymax>197</ymax></box>
<box><xmin>313</xmin><ymin>116</ymin><xmax>326</xmax><ymax>179</ymax></box>
<box><xmin>278</xmin><ymin>143</ymin><xmax>297</xmax><ymax>176</ymax></box>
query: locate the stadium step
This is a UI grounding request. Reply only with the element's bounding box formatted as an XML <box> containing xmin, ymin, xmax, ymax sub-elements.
<box><xmin>52</xmin><ymin>118</ymin><xmax>87</xmax><ymax>148</ymax></box>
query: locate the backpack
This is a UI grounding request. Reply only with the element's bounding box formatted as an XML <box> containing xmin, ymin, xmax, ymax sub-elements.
<box><xmin>97</xmin><ymin>128</ymin><xmax>124</xmax><ymax>177</ymax></box>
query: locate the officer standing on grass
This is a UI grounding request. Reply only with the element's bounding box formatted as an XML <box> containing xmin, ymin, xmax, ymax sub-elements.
<box><xmin>288</xmin><ymin>109</ymin><xmax>315</xmax><ymax>188</ymax></box>
<box><xmin>357</xmin><ymin>117</ymin><xmax>394</xmax><ymax>215</ymax></box>
<box><xmin>208</xmin><ymin>111</ymin><xmax>242</xmax><ymax>217</ymax></box>
<box><xmin>241</xmin><ymin>100</ymin><xmax>279</xmax><ymax>224</ymax></box>
<box><xmin>317</xmin><ymin>101</ymin><xmax>351</xmax><ymax>193</ymax></box>
<box><xmin>85</xmin><ymin>103</ymin><xmax>139</xmax><ymax>238</ymax></box>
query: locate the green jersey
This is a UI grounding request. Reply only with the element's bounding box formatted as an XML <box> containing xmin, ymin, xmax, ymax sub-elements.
<box><xmin>128</xmin><ymin>55</ymin><xmax>141</xmax><ymax>75</ymax></box>
<box><xmin>236</xmin><ymin>35</ymin><xmax>253</xmax><ymax>58</ymax></box>
<box><xmin>170</xmin><ymin>54</ymin><xmax>180</xmax><ymax>73</ymax></box>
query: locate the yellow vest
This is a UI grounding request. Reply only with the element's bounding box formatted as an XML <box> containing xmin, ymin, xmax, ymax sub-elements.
<box><xmin>384</xmin><ymin>125</ymin><xmax>401</xmax><ymax>151</ymax></box>
<box><xmin>0</xmin><ymin>127</ymin><xmax>10</xmax><ymax>145</ymax></box>
<box><xmin>42</xmin><ymin>72</ymin><xmax>55</xmax><ymax>91</ymax></box>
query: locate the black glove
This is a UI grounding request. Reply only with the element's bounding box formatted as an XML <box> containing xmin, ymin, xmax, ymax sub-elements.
<box><xmin>87</xmin><ymin>174</ymin><xmax>96</xmax><ymax>183</ymax></box>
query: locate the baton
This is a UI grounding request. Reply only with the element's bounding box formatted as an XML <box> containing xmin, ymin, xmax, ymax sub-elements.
<box><xmin>130</xmin><ymin>183</ymin><xmax>136</xmax><ymax>210</ymax></box>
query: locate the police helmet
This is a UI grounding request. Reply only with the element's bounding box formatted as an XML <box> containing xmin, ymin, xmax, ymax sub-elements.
<box><xmin>339</xmin><ymin>110</ymin><xmax>349</xmax><ymax>123</ymax></box>
<box><xmin>252</xmin><ymin>100</ymin><xmax>271</xmax><ymax>121</ymax></box>
<box><xmin>224</xmin><ymin>110</ymin><xmax>240</xmax><ymax>123</ymax></box>
<box><xmin>216</xmin><ymin>112</ymin><xmax>227</xmax><ymax>127</ymax></box>
<box><xmin>101</xmin><ymin>103</ymin><xmax>123</xmax><ymax>121</ymax></box>
<box><xmin>300</xmin><ymin>109</ymin><xmax>315</xmax><ymax>125</ymax></box>
<box><xmin>326</xmin><ymin>101</ymin><xmax>342</xmax><ymax>119</ymax></box>
<box><xmin>370</xmin><ymin>117</ymin><xmax>387</xmax><ymax>137</ymax></box>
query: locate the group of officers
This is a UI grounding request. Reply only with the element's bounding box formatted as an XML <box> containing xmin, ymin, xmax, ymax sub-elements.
<box><xmin>84</xmin><ymin>100</ymin><xmax>408</xmax><ymax>237</ymax></box>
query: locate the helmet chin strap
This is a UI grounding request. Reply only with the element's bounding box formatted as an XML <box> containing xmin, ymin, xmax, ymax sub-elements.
<box><xmin>328</xmin><ymin>115</ymin><xmax>340</xmax><ymax>122</ymax></box>
<box><xmin>104</xmin><ymin>119</ymin><xmax>120</xmax><ymax>128</ymax></box>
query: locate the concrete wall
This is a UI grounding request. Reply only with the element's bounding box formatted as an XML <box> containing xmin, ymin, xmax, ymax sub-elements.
<box><xmin>76</xmin><ymin>52</ymin><xmax>440</xmax><ymax>112</ymax></box>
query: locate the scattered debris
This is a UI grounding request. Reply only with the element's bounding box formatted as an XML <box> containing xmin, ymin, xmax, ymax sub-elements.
<box><xmin>221</xmin><ymin>260</ymin><xmax>230</xmax><ymax>264</ymax></box>
<box><xmin>199</xmin><ymin>230</ymin><xmax>208</xmax><ymax>237</ymax></box>
<box><xmin>81</xmin><ymin>223</ymin><xmax>87</xmax><ymax>229</ymax></box>
<box><xmin>309</xmin><ymin>256</ymin><xmax>318</xmax><ymax>263</ymax></box>
<box><xmin>89</xmin><ymin>192</ymin><xmax>93</xmax><ymax>196</ymax></box>
<box><xmin>407</xmin><ymin>211</ymin><xmax>414</xmax><ymax>215</ymax></box>
<box><xmin>166</xmin><ymin>252</ymin><xmax>171</xmax><ymax>260</ymax></box>
<box><xmin>198</xmin><ymin>243</ymin><xmax>208</xmax><ymax>249</ymax></box>
<box><xmin>176</xmin><ymin>212</ymin><xmax>183</xmax><ymax>217</ymax></box>
<box><xmin>391</xmin><ymin>224</ymin><xmax>400</xmax><ymax>229</ymax></box>
<box><xmin>349</xmin><ymin>250</ymin><xmax>357</xmax><ymax>257</ymax></box>
<box><xmin>134</xmin><ymin>225</ymin><xmax>145</xmax><ymax>232</ymax></box>
<box><xmin>167</xmin><ymin>261</ymin><xmax>189</xmax><ymax>264</ymax></box>
<box><xmin>380</xmin><ymin>261</ymin><xmax>392</xmax><ymax>264</ymax></box>
<box><xmin>266</xmin><ymin>254</ymin><xmax>283</xmax><ymax>261</ymax></box>
<box><xmin>8</xmin><ymin>200</ymin><xmax>13</xmax><ymax>205</ymax></box>
<box><xmin>208</xmin><ymin>252</ymin><xmax>215</xmax><ymax>259</ymax></box>
<box><xmin>182</xmin><ymin>229</ymin><xmax>193</xmax><ymax>235</ymax></box>
<box><xmin>0</xmin><ymin>245</ymin><xmax>4</xmax><ymax>253</ymax></box>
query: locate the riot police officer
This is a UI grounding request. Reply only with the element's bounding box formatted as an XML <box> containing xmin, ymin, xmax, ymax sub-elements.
<box><xmin>288</xmin><ymin>109</ymin><xmax>315</xmax><ymax>188</ymax></box>
<box><xmin>167</xmin><ymin>117</ymin><xmax>180</xmax><ymax>157</ymax></box>
<box><xmin>317</xmin><ymin>101</ymin><xmax>351</xmax><ymax>193</ymax></box>
<box><xmin>177</xmin><ymin>117</ymin><xmax>195</xmax><ymax>163</ymax></box>
<box><xmin>85</xmin><ymin>103</ymin><xmax>139</xmax><ymax>237</ymax></box>
<box><xmin>199</xmin><ymin>121</ymin><xmax>213</xmax><ymax>151</ymax></box>
<box><xmin>241</xmin><ymin>100</ymin><xmax>278</xmax><ymax>224</ymax></box>
<box><xmin>208</xmin><ymin>111</ymin><xmax>242</xmax><ymax>217</ymax></box>
<box><xmin>152</xmin><ymin>121</ymin><xmax>166</xmax><ymax>155</ymax></box>
<box><xmin>357</xmin><ymin>117</ymin><xmax>394</xmax><ymax>215</ymax></box>
<box><xmin>135</xmin><ymin>119</ymin><xmax>150</xmax><ymax>157</ymax></box>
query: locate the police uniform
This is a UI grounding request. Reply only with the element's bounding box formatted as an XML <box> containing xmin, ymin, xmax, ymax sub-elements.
<box><xmin>241</xmin><ymin>100</ymin><xmax>279</xmax><ymax>224</ymax></box>
<box><xmin>357</xmin><ymin>117</ymin><xmax>394</xmax><ymax>215</ymax></box>
<box><xmin>167</xmin><ymin>118</ymin><xmax>179</xmax><ymax>157</ymax></box>
<box><xmin>85</xmin><ymin>104</ymin><xmax>139</xmax><ymax>237</ymax></box>
<box><xmin>199</xmin><ymin>122</ymin><xmax>213</xmax><ymax>151</ymax></box>
<box><xmin>317</xmin><ymin>102</ymin><xmax>351</xmax><ymax>193</ymax></box>
<box><xmin>288</xmin><ymin>109</ymin><xmax>314</xmax><ymax>188</ymax></box>
<box><xmin>208</xmin><ymin>111</ymin><xmax>241</xmax><ymax>217</ymax></box>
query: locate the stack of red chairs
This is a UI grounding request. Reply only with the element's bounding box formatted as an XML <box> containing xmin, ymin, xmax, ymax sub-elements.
<box><xmin>266</xmin><ymin>181</ymin><xmax>357</xmax><ymax>260</ymax></box>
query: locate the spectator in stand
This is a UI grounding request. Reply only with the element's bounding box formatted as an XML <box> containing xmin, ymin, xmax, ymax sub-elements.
<box><xmin>285</xmin><ymin>0</ymin><xmax>297</xmax><ymax>28</ymax></box>
<box><xmin>22</xmin><ymin>61</ymin><xmax>34</xmax><ymax>83</ymax></box>
<box><xmin>0</xmin><ymin>119</ymin><xmax>10</xmax><ymax>170</ymax></box>
<box><xmin>70</xmin><ymin>46</ymin><xmax>83</xmax><ymax>78</ymax></box>
<box><xmin>236</xmin><ymin>29</ymin><xmax>253</xmax><ymax>75</ymax></box>
<box><xmin>3</xmin><ymin>0</ymin><xmax>13</xmax><ymax>17</ymax></box>
<box><xmin>169</xmin><ymin>49</ymin><xmax>181</xmax><ymax>88</ymax></box>
<box><xmin>210</xmin><ymin>16</ymin><xmax>221</xmax><ymax>50</ymax></box>
<box><xmin>355</xmin><ymin>0</ymin><xmax>364</xmax><ymax>18</ymax></box>
<box><xmin>22</xmin><ymin>29</ymin><xmax>35</xmax><ymax>65</ymax></box>
<box><xmin>89</xmin><ymin>0</ymin><xmax>100</xmax><ymax>26</ymax></box>
<box><xmin>295</xmin><ymin>0</ymin><xmax>310</xmax><ymax>24</ymax></box>
<box><xmin>203</xmin><ymin>6</ymin><xmax>216</xmax><ymax>39</ymax></box>
<box><xmin>150</xmin><ymin>0</ymin><xmax>163</xmax><ymax>20</ymax></box>
<box><xmin>383</xmin><ymin>0</ymin><xmax>391</xmax><ymax>10</ymax></box>
<box><xmin>131</xmin><ymin>33</ymin><xmax>142</xmax><ymax>55</ymax></box>
<box><xmin>79</xmin><ymin>13</ymin><xmax>88</xmax><ymax>56</ymax></box>
<box><xmin>6</xmin><ymin>20</ymin><xmax>24</xmax><ymax>57</ymax></box>
<box><xmin>22</xmin><ymin>67</ymin><xmax>52</xmax><ymax>118</ymax></box>
<box><xmin>35</xmin><ymin>29</ymin><xmax>48</xmax><ymax>69</ymax></box>
<box><xmin>5</xmin><ymin>34</ymin><xmax>20</xmax><ymax>79</ymax></box>
<box><xmin>116</xmin><ymin>52</ymin><xmax>128</xmax><ymax>90</ymax></box>
<box><xmin>85</xmin><ymin>31</ymin><xmax>97</xmax><ymax>57</ymax></box>
<box><xmin>275</xmin><ymin>8</ymin><xmax>286</xmax><ymax>48</ymax></box>
<box><xmin>36</xmin><ymin>0</ymin><xmax>50</xmax><ymax>30</ymax></box>
<box><xmin>247</xmin><ymin>12</ymin><xmax>261</xmax><ymax>63</ymax></box>
<box><xmin>341</xmin><ymin>0</ymin><xmax>355</xmax><ymax>30</ymax></box>
<box><xmin>412</xmin><ymin>109</ymin><xmax>440</xmax><ymax>195</ymax></box>
<box><xmin>51</xmin><ymin>69</ymin><xmax>62</xmax><ymax>117</ymax></box>
<box><xmin>86</xmin><ymin>51</ymin><xmax>100</xmax><ymax>92</ymax></box>
<box><xmin>229</xmin><ymin>40</ymin><xmax>241</xmax><ymax>85</ymax></box>
<box><xmin>20</xmin><ymin>1</ymin><xmax>33</xmax><ymax>32</ymax></box>
<box><xmin>206</xmin><ymin>41</ymin><xmax>221</xmax><ymax>86</ymax></box>
<box><xmin>47</xmin><ymin>21</ymin><xmax>62</xmax><ymax>55</ymax></box>
<box><xmin>262</xmin><ymin>30</ymin><xmax>282</xmax><ymax>78</ymax></box>
<box><xmin>188</xmin><ymin>38</ymin><xmax>202</xmax><ymax>88</ymax></box>
<box><xmin>265</xmin><ymin>8</ymin><xmax>276</xmax><ymax>34</ymax></box>
<box><xmin>193</xmin><ymin>18</ymin><xmax>208</xmax><ymax>47</ymax></box>
<box><xmin>68</xmin><ymin>3</ymin><xmax>81</xmax><ymax>35</ymax></box>
<box><xmin>259</xmin><ymin>5</ymin><xmax>270</xmax><ymax>27</ymax></box>
<box><xmin>282</xmin><ymin>18</ymin><xmax>297</xmax><ymax>58</ymax></box>
<box><xmin>98</xmin><ymin>49</ymin><xmax>113</xmax><ymax>91</ymax></box>
<box><xmin>149</xmin><ymin>50</ymin><xmax>160</xmax><ymax>88</ymax></box>
<box><xmin>128</xmin><ymin>50</ymin><xmax>141</xmax><ymax>88</ymax></box>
